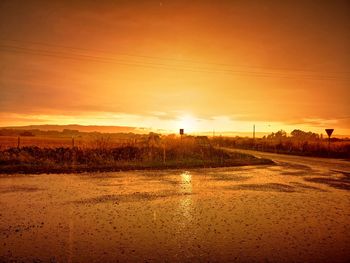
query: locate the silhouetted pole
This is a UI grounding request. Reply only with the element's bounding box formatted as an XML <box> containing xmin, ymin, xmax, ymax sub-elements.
<box><xmin>72</xmin><ymin>137</ymin><xmax>75</xmax><ymax>148</ymax></box>
<box><xmin>325</xmin><ymin>129</ymin><xmax>334</xmax><ymax>157</ymax></box>
<box><xmin>253</xmin><ymin>124</ymin><xmax>255</xmax><ymax>140</ymax></box>
<box><xmin>17</xmin><ymin>136</ymin><xmax>20</xmax><ymax>148</ymax></box>
<box><xmin>253</xmin><ymin>124</ymin><xmax>255</xmax><ymax>149</ymax></box>
<box><xmin>179</xmin><ymin>129</ymin><xmax>184</xmax><ymax>160</ymax></box>
<box><xmin>180</xmin><ymin>129</ymin><xmax>184</xmax><ymax>140</ymax></box>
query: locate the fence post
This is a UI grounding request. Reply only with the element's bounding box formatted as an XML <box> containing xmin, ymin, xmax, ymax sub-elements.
<box><xmin>72</xmin><ymin>137</ymin><xmax>76</xmax><ymax>167</ymax></box>
<box><xmin>163</xmin><ymin>145</ymin><xmax>166</xmax><ymax>164</ymax></box>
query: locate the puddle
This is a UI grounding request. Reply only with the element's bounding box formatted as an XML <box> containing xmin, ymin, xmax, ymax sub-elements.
<box><xmin>1</xmin><ymin>165</ymin><xmax>349</xmax><ymax>262</ymax></box>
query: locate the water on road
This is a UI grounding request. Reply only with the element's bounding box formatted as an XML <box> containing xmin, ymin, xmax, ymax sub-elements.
<box><xmin>1</xmin><ymin>153</ymin><xmax>350</xmax><ymax>262</ymax></box>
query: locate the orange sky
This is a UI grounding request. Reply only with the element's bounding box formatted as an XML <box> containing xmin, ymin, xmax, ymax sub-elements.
<box><xmin>0</xmin><ymin>0</ymin><xmax>349</xmax><ymax>135</ymax></box>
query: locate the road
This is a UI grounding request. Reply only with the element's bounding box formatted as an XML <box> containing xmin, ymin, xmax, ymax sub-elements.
<box><xmin>1</xmin><ymin>152</ymin><xmax>350</xmax><ymax>262</ymax></box>
<box><xmin>223</xmin><ymin>147</ymin><xmax>350</xmax><ymax>174</ymax></box>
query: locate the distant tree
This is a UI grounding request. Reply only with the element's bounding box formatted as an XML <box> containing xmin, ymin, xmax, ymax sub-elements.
<box><xmin>291</xmin><ymin>129</ymin><xmax>304</xmax><ymax>138</ymax></box>
<box><xmin>147</xmin><ymin>132</ymin><xmax>161</xmax><ymax>147</ymax></box>
<box><xmin>291</xmin><ymin>129</ymin><xmax>319</xmax><ymax>141</ymax></box>
<box><xmin>267</xmin><ymin>130</ymin><xmax>287</xmax><ymax>139</ymax></box>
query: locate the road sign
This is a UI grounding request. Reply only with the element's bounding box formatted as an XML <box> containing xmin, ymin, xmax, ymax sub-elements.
<box><xmin>179</xmin><ymin>129</ymin><xmax>184</xmax><ymax>135</ymax></box>
<box><xmin>325</xmin><ymin>129</ymin><xmax>334</xmax><ymax>157</ymax></box>
<box><xmin>325</xmin><ymin>129</ymin><xmax>334</xmax><ymax>137</ymax></box>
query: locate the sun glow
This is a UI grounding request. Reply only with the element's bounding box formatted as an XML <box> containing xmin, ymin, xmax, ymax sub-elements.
<box><xmin>177</xmin><ymin>115</ymin><xmax>198</xmax><ymax>133</ymax></box>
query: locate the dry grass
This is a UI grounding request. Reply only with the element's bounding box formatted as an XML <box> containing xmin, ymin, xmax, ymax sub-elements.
<box><xmin>0</xmin><ymin>134</ymin><xmax>272</xmax><ymax>174</ymax></box>
<box><xmin>0</xmin><ymin>135</ymin><xmax>134</xmax><ymax>149</ymax></box>
<box><xmin>214</xmin><ymin>135</ymin><xmax>350</xmax><ymax>158</ymax></box>
<box><xmin>0</xmin><ymin>136</ymin><xmax>75</xmax><ymax>148</ymax></box>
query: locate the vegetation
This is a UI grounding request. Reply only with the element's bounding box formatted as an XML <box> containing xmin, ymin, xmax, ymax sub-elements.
<box><xmin>0</xmin><ymin>133</ymin><xmax>272</xmax><ymax>174</ymax></box>
<box><xmin>0</xmin><ymin>128</ymin><xmax>143</xmax><ymax>149</ymax></box>
<box><xmin>213</xmin><ymin>129</ymin><xmax>350</xmax><ymax>159</ymax></box>
<box><xmin>1</xmin><ymin>127</ymin><xmax>349</xmax><ymax>175</ymax></box>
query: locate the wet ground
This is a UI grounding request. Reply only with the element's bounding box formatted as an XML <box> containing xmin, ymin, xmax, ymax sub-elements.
<box><xmin>0</xmin><ymin>151</ymin><xmax>350</xmax><ymax>262</ymax></box>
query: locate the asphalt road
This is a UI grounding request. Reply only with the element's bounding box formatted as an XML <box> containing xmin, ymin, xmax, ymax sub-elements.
<box><xmin>223</xmin><ymin>147</ymin><xmax>350</xmax><ymax>174</ymax></box>
<box><xmin>1</xmin><ymin>152</ymin><xmax>349</xmax><ymax>262</ymax></box>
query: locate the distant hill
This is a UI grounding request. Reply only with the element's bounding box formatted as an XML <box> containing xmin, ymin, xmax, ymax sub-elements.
<box><xmin>194</xmin><ymin>131</ymin><xmax>349</xmax><ymax>139</ymax></box>
<box><xmin>195</xmin><ymin>131</ymin><xmax>270</xmax><ymax>138</ymax></box>
<box><xmin>2</xmin><ymin>125</ymin><xmax>348</xmax><ymax>138</ymax></box>
<box><xmin>1</xmin><ymin>124</ymin><xmax>152</xmax><ymax>134</ymax></box>
<box><xmin>1</xmin><ymin>126</ymin><xmax>269</xmax><ymax>137</ymax></box>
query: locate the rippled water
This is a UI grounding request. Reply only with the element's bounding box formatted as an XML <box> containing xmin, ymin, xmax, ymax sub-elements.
<box><xmin>0</xmin><ymin>163</ymin><xmax>349</xmax><ymax>262</ymax></box>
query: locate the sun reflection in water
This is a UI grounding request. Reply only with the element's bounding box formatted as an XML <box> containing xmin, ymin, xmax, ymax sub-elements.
<box><xmin>180</xmin><ymin>171</ymin><xmax>192</xmax><ymax>193</ymax></box>
<box><xmin>179</xmin><ymin>171</ymin><xmax>193</xmax><ymax>221</ymax></box>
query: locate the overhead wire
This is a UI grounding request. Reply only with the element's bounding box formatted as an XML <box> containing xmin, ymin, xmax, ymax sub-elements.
<box><xmin>0</xmin><ymin>40</ymin><xmax>349</xmax><ymax>81</ymax></box>
<box><xmin>2</xmin><ymin>38</ymin><xmax>349</xmax><ymax>75</ymax></box>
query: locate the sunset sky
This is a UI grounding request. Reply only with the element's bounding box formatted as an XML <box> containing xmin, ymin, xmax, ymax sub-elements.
<box><xmin>1</xmin><ymin>0</ymin><xmax>349</xmax><ymax>135</ymax></box>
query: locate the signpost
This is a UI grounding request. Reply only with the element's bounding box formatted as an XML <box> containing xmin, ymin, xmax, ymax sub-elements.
<box><xmin>179</xmin><ymin>129</ymin><xmax>184</xmax><ymax>140</ymax></box>
<box><xmin>179</xmin><ymin>129</ymin><xmax>184</xmax><ymax>159</ymax></box>
<box><xmin>325</xmin><ymin>129</ymin><xmax>334</xmax><ymax>156</ymax></box>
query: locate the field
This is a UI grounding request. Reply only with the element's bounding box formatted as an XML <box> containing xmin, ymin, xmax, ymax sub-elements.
<box><xmin>0</xmin><ymin>135</ymin><xmax>79</xmax><ymax>149</ymax></box>
<box><xmin>1</xmin><ymin>129</ymin><xmax>349</xmax><ymax>174</ymax></box>
<box><xmin>0</xmin><ymin>134</ymin><xmax>136</xmax><ymax>149</ymax></box>
<box><xmin>213</xmin><ymin>132</ymin><xmax>350</xmax><ymax>159</ymax></box>
<box><xmin>0</xmin><ymin>133</ymin><xmax>272</xmax><ymax>174</ymax></box>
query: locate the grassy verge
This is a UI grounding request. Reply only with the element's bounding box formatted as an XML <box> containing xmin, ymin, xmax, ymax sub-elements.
<box><xmin>213</xmin><ymin>135</ymin><xmax>350</xmax><ymax>159</ymax></box>
<box><xmin>0</xmin><ymin>146</ymin><xmax>273</xmax><ymax>174</ymax></box>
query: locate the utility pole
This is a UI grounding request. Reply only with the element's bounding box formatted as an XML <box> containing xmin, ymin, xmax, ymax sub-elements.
<box><xmin>253</xmin><ymin>124</ymin><xmax>256</xmax><ymax>149</ymax></box>
<box><xmin>253</xmin><ymin>124</ymin><xmax>255</xmax><ymax>140</ymax></box>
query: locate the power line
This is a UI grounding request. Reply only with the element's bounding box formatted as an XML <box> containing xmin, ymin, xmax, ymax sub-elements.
<box><xmin>1</xmin><ymin>43</ymin><xmax>349</xmax><ymax>81</ymax></box>
<box><xmin>2</xmin><ymin>38</ymin><xmax>349</xmax><ymax>75</ymax></box>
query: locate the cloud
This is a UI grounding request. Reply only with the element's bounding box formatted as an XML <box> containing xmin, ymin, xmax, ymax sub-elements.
<box><xmin>284</xmin><ymin>117</ymin><xmax>350</xmax><ymax>129</ymax></box>
<box><xmin>1</xmin><ymin>0</ymin><xmax>349</xmax><ymax>134</ymax></box>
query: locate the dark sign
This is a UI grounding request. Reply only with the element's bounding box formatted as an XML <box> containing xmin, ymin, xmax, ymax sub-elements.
<box><xmin>179</xmin><ymin>129</ymin><xmax>184</xmax><ymax>135</ymax></box>
<box><xmin>325</xmin><ymin>129</ymin><xmax>334</xmax><ymax>137</ymax></box>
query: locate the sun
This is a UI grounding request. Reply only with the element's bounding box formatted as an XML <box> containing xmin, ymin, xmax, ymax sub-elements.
<box><xmin>177</xmin><ymin>115</ymin><xmax>197</xmax><ymax>133</ymax></box>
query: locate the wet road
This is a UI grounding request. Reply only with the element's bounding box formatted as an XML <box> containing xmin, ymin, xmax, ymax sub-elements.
<box><xmin>223</xmin><ymin>148</ymin><xmax>350</xmax><ymax>174</ymax></box>
<box><xmin>1</xmin><ymin>154</ymin><xmax>350</xmax><ymax>262</ymax></box>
